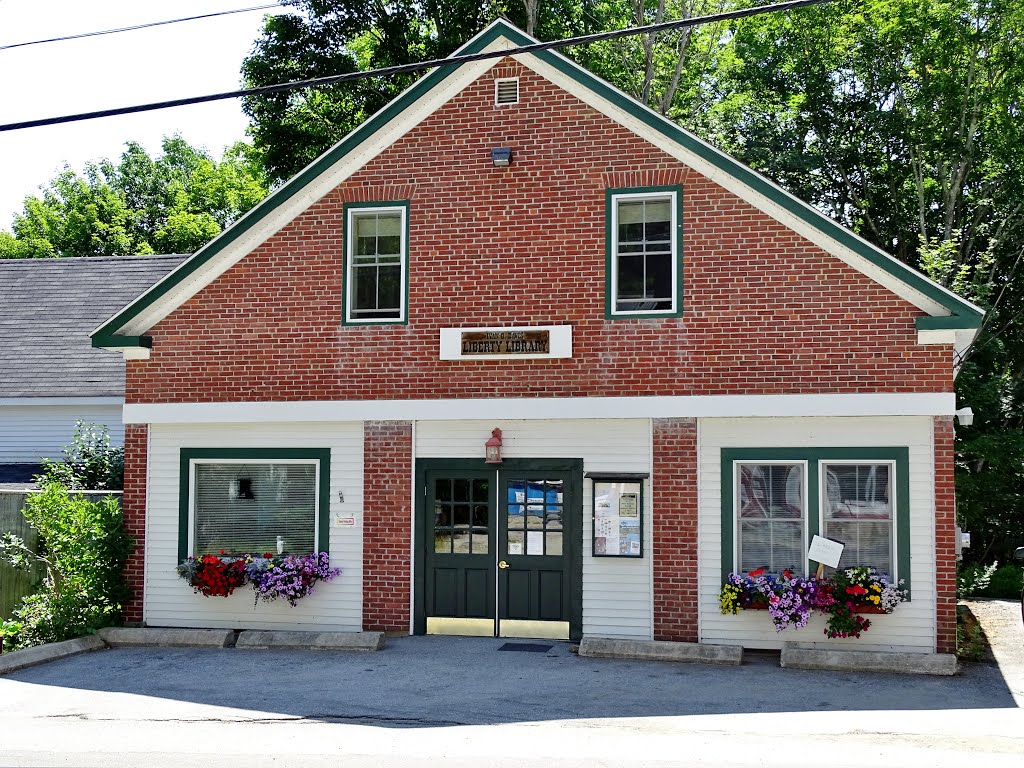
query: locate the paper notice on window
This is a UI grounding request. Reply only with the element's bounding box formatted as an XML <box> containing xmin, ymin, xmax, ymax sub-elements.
<box><xmin>808</xmin><ymin>535</ymin><xmax>844</xmax><ymax>568</ymax></box>
<box><xmin>527</xmin><ymin>531</ymin><xmax>544</xmax><ymax>556</ymax></box>
<box><xmin>618</xmin><ymin>493</ymin><xmax>639</xmax><ymax>518</ymax></box>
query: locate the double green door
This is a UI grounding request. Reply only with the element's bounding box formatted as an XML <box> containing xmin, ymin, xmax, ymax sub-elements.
<box><xmin>415</xmin><ymin>459</ymin><xmax>582</xmax><ymax>641</ymax></box>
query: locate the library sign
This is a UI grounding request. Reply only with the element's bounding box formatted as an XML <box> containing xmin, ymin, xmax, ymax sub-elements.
<box><xmin>439</xmin><ymin>325</ymin><xmax>573</xmax><ymax>361</ymax></box>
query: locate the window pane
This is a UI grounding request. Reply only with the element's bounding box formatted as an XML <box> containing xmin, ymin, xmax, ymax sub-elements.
<box><xmin>737</xmin><ymin>464</ymin><xmax>804</xmax><ymax>575</ymax></box>
<box><xmin>617</xmin><ymin>254</ymin><xmax>645</xmax><ymax>298</ymax></box>
<box><xmin>618</xmin><ymin>201</ymin><xmax>645</xmax><ymax>227</ymax></box>
<box><xmin>349</xmin><ymin>210</ymin><xmax>403</xmax><ymax>320</ymax></box>
<box><xmin>376</xmin><ymin>213</ymin><xmax>401</xmax><ymax>238</ymax></box>
<box><xmin>194</xmin><ymin>462</ymin><xmax>316</xmax><ymax>556</ymax></box>
<box><xmin>377</xmin><ymin>264</ymin><xmax>401</xmax><ymax>310</ymax></box>
<box><xmin>823</xmin><ymin>464</ymin><xmax>893</xmax><ymax>576</ymax></box>
<box><xmin>644</xmin><ymin>199</ymin><xmax>671</xmax><ymax>224</ymax></box>
<box><xmin>645</xmin><ymin>254</ymin><xmax>672</xmax><ymax>299</ymax></box>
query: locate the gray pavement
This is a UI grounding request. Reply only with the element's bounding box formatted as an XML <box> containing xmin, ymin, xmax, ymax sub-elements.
<box><xmin>1</xmin><ymin>607</ymin><xmax>1023</xmax><ymax>767</ymax></box>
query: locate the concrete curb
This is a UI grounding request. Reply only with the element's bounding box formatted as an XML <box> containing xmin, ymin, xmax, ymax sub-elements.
<box><xmin>578</xmin><ymin>637</ymin><xmax>743</xmax><ymax>665</ymax></box>
<box><xmin>98</xmin><ymin>627</ymin><xmax>235</xmax><ymax>648</ymax></box>
<box><xmin>780</xmin><ymin>643</ymin><xmax>958</xmax><ymax>676</ymax></box>
<box><xmin>0</xmin><ymin>635</ymin><xmax>106</xmax><ymax>675</ymax></box>
<box><xmin>235</xmin><ymin>630</ymin><xmax>386</xmax><ymax>651</ymax></box>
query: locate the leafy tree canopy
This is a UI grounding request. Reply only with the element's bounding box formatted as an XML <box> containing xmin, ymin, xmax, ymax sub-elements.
<box><xmin>0</xmin><ymin>136</ymin><xmax>269</xmax><ymax>258</ymax></box>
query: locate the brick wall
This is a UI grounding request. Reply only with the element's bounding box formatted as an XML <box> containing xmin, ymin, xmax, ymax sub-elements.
<box><xmin>934</xmin><ymin>416</ymin><xmax>957</xmax><ymax>655</ymax></box>
<box><xmin>126</xmin><ymin>58</ymin><xmax>951</xmax><ymax>405</ymax></box>
<box><xmin>122</xmin><ymin>423</ymin><xmax>148</xmax><ymax>625</ymax></box>
<box><xmin>652</xmin><ymin>418</ymin><xmax>698</xmax><ymax>642</ymax></box>
<box><xmin>363</xmin><ymin>421</ymin><xmax>413</xmax><ymax>632</ymax></box>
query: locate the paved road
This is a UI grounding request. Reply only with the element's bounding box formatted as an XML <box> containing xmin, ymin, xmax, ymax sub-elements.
<box><xmin>1</xmin><ymin>607</ymin><xmax>1023</xmax><ymax>767</ymax></box>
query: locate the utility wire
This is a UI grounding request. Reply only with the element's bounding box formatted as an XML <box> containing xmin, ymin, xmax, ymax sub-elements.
<box><xmin>0</xmin><ymin>4</ymin><xmax>282</xmax><ymax>52</ymax></box>
<box><xmin>0</xmin><ymin>0</ymin><xmax>832</xmax><ymax>133</ymax></box>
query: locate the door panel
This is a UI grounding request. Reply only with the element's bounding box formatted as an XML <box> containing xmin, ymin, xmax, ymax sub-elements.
<box><xmin>497</xmin><ymin>471</ymin><xmax>573</xmax><ymax>639</ymax></box>
<box><xmin>424</xmin><ymin>470</ymin><xmax>495</xmax><ymax>624</ymax></box>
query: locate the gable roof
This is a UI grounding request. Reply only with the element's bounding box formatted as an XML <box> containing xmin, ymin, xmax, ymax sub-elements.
<box><xmin>2</xmin><ymin>254</ymin><xmax>186</xmax><ymax>397</ymax></box>
<box><xmin>91</xmin><ymin>19</ymin><xmax>983</xmax><ymax>353</ymax></box>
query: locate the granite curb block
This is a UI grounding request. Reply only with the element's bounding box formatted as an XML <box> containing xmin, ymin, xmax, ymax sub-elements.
<box><xmin>780</xmin><ymin>643</ymin><xmax>958</xmax><ymax>675</ymax></box>
<box><xmin>578</xmin><ymin>637</ymin><xmax>743</xmax><ymax>665</ymax></box>
<box><xmin>98</xmin><ymin>627</ymin><xmax>235</xmax><ymax>648</ymax></box>
<box><xmin>0</xmin><ymin>635</ymin><xmax>106</xmax><ymax>675</ymax></box>
<box><xmin>235</xmin><ymin>630</ymin><xmax>386</xmax><ymax>651</ymax></box>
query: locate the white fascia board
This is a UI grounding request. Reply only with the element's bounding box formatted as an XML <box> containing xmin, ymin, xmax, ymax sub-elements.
<box><xmin>0</xmin><ymin>397</ymin><xmax>124</xmax><ymax>406</ymax></box>
<box><xmin>112</xmin><ymin>58</ymin><xmax>499</xmax><ymax>338</ymax></box>
<box><xmin>513</xmin><ymin>52</ymin><xmax>958</xmax><ymax>319</ymax></box>
<box><xmin>123</xmin><ymin>392</ymin><xmax>955</xmax><ymax>424</ymax></box>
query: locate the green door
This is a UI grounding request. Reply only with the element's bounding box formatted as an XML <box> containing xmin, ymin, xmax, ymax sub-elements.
<box><xmin>416</xmin><ymin>459</ymin><xmax>582</xmax><ymax>641</ymax></box>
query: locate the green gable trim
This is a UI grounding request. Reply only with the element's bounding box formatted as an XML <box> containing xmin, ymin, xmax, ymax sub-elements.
<box><xmin>916</xmin><ymin>315</ymin><xmax>980</xmax><ymax>331</ymax></box>
<box><xmin>720</xmin><ymin>446</ymin><xmax>911</xmax><ymax>598</ymax></box>
<box><xmin>91</xmin><ymin>19</ymin><xmax>981</xmax><ymax>349</ymax></box>
<box><xmin>176</xmin><ymin>447</ymin><xmax>331</xmax><ymax>563</ymax></box>
<box><xmin>604</xmin><ymin>185</ymin><xmax>684</xmax><ymax>320</ymax></box>
<box><xmin>341</xmin><ymin>200</ymin><xmax>411</xmax><ymax>326</ymax></box>
<box><xmin>90</xmin><ymin>334</ymin><xmax>152</xmax><ymax>349</ymax></box>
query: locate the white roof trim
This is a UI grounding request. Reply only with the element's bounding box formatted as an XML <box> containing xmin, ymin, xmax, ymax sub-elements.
<box><xmin>124</xmin><ymin>392</ymin><xmax>955</xmax><ymax>424</ymax></box>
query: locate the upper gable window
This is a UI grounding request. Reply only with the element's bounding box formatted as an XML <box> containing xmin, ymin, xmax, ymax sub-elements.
<box><xmin>606</xmin><ymin>186</ymin><xmax>683</xmax><ymax>318</ymax></box>
<box><xmin>344</xmin><ymin>202</ymin><xmax>408</xmax><ymax>324</ymax></box>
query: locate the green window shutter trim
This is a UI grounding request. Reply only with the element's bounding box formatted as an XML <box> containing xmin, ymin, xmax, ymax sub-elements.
<box><xmin>177</xmin><ymin>447</ymin><xmax>332</xmax><ymax>562</ymax></box>
<box><xmin>720</xmin><ymin>446</ymin><xmax>911</xmax><ymax>598</ymax></box>
<box><xmin>341</xmin><ymin>200</ymin><xmax>411</xmax><ymax>326</ymax></box>
<box><xmin>604</xmin><ymin>185</ymin><xmax>684</xmax><ymax>320</ymax></box>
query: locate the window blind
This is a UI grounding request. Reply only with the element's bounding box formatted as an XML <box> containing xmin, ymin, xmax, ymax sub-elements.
<box><xmin>822</xmin><ymin>463</ymin><xmax>893</xmax><ymax>578</ymax></box>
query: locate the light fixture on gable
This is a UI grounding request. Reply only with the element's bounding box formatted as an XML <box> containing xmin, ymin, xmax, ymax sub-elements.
<box><xmin>491</xmin><ymin>147</ymin><xmax>512</xmax><ymax>167</ymax></box>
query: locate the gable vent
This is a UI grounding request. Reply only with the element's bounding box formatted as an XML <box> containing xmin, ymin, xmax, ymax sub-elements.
<box><xmin>495</xmin><ymin>78</ymin><xmax>519</xmax><ymax>105</ymax></box>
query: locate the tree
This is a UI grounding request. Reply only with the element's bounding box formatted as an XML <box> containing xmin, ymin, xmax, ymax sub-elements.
<box><xmin>704</xmin><ymin>0</ymin><xmax>1024</xmax><ymax>561</ymax></box>
<box><xmin>240</xmin><ymin>0</ymin><xmax>719</xmax><ymax>183</ymax></box>
<box><xmin>0</xmin><ymin>136</ymin><xmax>269</xmax><ymax>258</ymax></box>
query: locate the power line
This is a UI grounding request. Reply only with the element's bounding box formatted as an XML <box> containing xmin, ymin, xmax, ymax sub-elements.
<box><xmin>0</xmin><ymin>4</ymin><xmax>282</xmax><ymax>52</ymax></box>
<box><xmin>0</xmin><ymin>0</ymin><xmax>832</xmax><ymax>133</ymax></box>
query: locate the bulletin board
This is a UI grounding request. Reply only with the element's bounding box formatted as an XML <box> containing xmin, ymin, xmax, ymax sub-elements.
<box><xmin>592</xmin><ymin>479</ymin><xmax>644</xmax><ymax>558</ymax></box>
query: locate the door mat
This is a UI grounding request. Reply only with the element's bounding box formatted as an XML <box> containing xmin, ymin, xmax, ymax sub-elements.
<box><xmin>498</xmin><ymin>643</ymin><xmax>554</xmax><ymax>653</ymax></box>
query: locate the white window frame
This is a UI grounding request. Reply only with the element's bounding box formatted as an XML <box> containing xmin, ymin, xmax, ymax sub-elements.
<box><xmin>345</xmin><ymin>204</ymin><xmax>407</xmax><ymax>324</ymax></box>
<box><xmin>609</xmin><ymin>189</ymin><xmax>680</xmax><ymax>317</ymax></box>
<box><xmin>818</xmin><ymin>459</ymin><xmax>898</xmax><ymax>582</ymax></box>
<box><xmin>187</xmin><ymin>458</ymin><xmax>322</xmax><ymax>557</ymax></box>
<box><xmin>494</xmin><ymin>77</ymin><xmax>520</xmax><ymax>106</ymax></box>
<box><xmin>734</xmin><ymin>460</ymin><xmax>809</xmax><ymax>576</ymax></box>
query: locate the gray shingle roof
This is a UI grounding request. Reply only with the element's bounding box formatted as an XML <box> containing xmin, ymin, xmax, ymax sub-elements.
<box><xmin>0</xmin><ymin>255</ymin><xmax>187</xmax><ymax>397</ymax></box>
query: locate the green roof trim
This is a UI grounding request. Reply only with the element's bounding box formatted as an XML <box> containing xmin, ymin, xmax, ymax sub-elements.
<box><xmin>90</xmin><ymin>334</ymin><xmax>152</xmax><ymax>349</ymax></box>
<box><xmin>91</xmin><ymin>19</ymin><xmax>982</xmax><ymax>349</ymax></box>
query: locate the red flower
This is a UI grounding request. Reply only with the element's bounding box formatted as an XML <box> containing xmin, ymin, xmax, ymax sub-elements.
<box><xmin>749</xmin><ymin>568</ymin><xmax>766</xmax><ymax>577</ymax></box>
<box><xmin>783</xmin><ymin>569</ymin><xmax>793</xmax><ymax>580</ymax></box>
<box><xmin>845</xmin><ymin>585</ymin><xmax>868</xmax><ymax>596</ymax></box>
<box><xmin>263</xmin><ymin>552</ymin><xmax>274</xmax><ymax>559</ymax></box>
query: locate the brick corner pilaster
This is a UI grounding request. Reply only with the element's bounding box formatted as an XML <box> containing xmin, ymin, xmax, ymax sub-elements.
<box><xmin>122</xmin><ymin>423</ymin><xmax>148</xmax><ymax>625</ymax></box>
<box><xmin>934</xmin><ymin>415</ymin><xmax>956</xmax><ymax>655</ymax></box>
<box><xmin>362</xmin><ymin>421</ymin><xmax>413</xmax><ymax>633</ymax></box>
<box><xmin>652</xmin><ymin>418</ymin><xmax>699</xmax><ymax>643</ymax></box>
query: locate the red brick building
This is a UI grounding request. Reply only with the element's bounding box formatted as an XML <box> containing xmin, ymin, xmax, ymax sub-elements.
<box><xmin>93</xmin><ymin>21</ymin><xmax>980</xmax><ymax>656</ymax></box>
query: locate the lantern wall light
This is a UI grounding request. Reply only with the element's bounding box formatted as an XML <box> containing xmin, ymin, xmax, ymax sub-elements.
<box><xmin>485</xmin><ymin>427</ymin><xmax>503</xmax><ymax>464</ymax></box>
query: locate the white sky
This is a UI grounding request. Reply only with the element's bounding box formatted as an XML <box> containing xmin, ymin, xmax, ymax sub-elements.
<box><xmin>0</xmin><ymin>0</ymin><xmax>285</xmax><ymax>230</ymax></box>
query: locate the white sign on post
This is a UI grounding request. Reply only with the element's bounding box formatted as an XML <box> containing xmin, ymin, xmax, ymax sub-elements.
<box><xmin>807</xmin><ymin>535</ymin><xmax>844</xmax><ymax>568</ymax></box>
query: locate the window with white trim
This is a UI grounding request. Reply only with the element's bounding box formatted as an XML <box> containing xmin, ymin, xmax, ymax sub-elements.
<box><xmin>737</xmin><ymin>462</ymin><xmax>806</xmax><ymax>574</ymax></box>
<box><xmin>822</xmin><ymin>462</ymin><xmax>894</xmax><ymax>578</ymax></box>
<box><xmin>191</xmin><ymin>460</ymin><xmax>319</xmax><ymax>556</ymax></box>
<box><xmin>345</xmin><ymin>204</ymin><xmax>406</xmax><ymax>322</ymax></box>
<box><xmin>608</xmin><ymin>187</ymin><xmax>681</xmax><ymax>316</ymax></box>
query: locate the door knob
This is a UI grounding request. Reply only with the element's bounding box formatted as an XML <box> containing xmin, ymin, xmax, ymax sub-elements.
<box><xmin>498</xmin><ymin>560</ymin><xmax>509</xmax><ymax>569</ymax></box>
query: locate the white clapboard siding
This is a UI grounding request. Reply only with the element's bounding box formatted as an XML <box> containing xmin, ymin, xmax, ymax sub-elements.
<box><xmin>145</xmin><ymin>422</ymin><xmax>363</xmax><ymax>631</ymax></box>
<box><xmin>0</xmin><ymin>403</ymin><xmax>124</xmax><ymax>463</ymax></box>
<box><xmin>698</xmin><ymin>416</ymin><xmax>936</xmax><ymax>653</ymax></box>
<box><xmin>416</xmin><ymin>419</ymin><xmax>653</xmax><ymax>640</ymax></box>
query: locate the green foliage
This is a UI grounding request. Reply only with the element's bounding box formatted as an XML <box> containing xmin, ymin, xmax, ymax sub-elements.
<box><xmin>957</xmin><ymin>560</ymin><xmax>999</xmax><ymax>598</ymax></box>
<box><xmin>974</xmin><ymin>564</ymin><xmax>1024</xmax><ymax>599</ymax></box>
<box><xmin>955</xmin><ymin>604</ymin><xmax>988</xmax><ymax>662</ymax></box>
<box><xmin>37</xmin><ymin>421</ymin><xmax>124</xmax><ymax>491</ymax></box>
<box><xmin>241</xmin><ymin>0</ymin><xmax>728</xmax><ymax>182</ymax></box>
<box><xmin>0</xmin><ymin>485</ymin><xmax>131</xmax><ymax>650</ymax></box>
<box><xmin>0</xmin><ymin>136</ymin><xmax>269</xmax><ymax>258</ymax></box>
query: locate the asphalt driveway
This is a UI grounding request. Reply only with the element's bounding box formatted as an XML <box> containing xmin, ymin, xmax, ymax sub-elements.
<box><xmin>1</xmin><ymin>603</ymin><xmax>1023</xmax><ymax>767</ymax></box>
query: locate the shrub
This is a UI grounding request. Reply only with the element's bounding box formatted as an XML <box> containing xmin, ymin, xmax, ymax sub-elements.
<box><xmin>957</xmin><ymin>560</ymin><xmax>999</xmax><ymax>598</ymax></box>
<box><xmin>976</xmin><ymin>564</ymin><xmax>1024</xmax><ymax>599</ymax></box>
<box><xmin>37</xmin><ymin>421</ymin><xmax>123</xmax><ymax>491</ymax></box>
<box><xmin>0</xmin><ymin>484</ymin><xmax>131</xmax><ymax>650</ymax></box>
